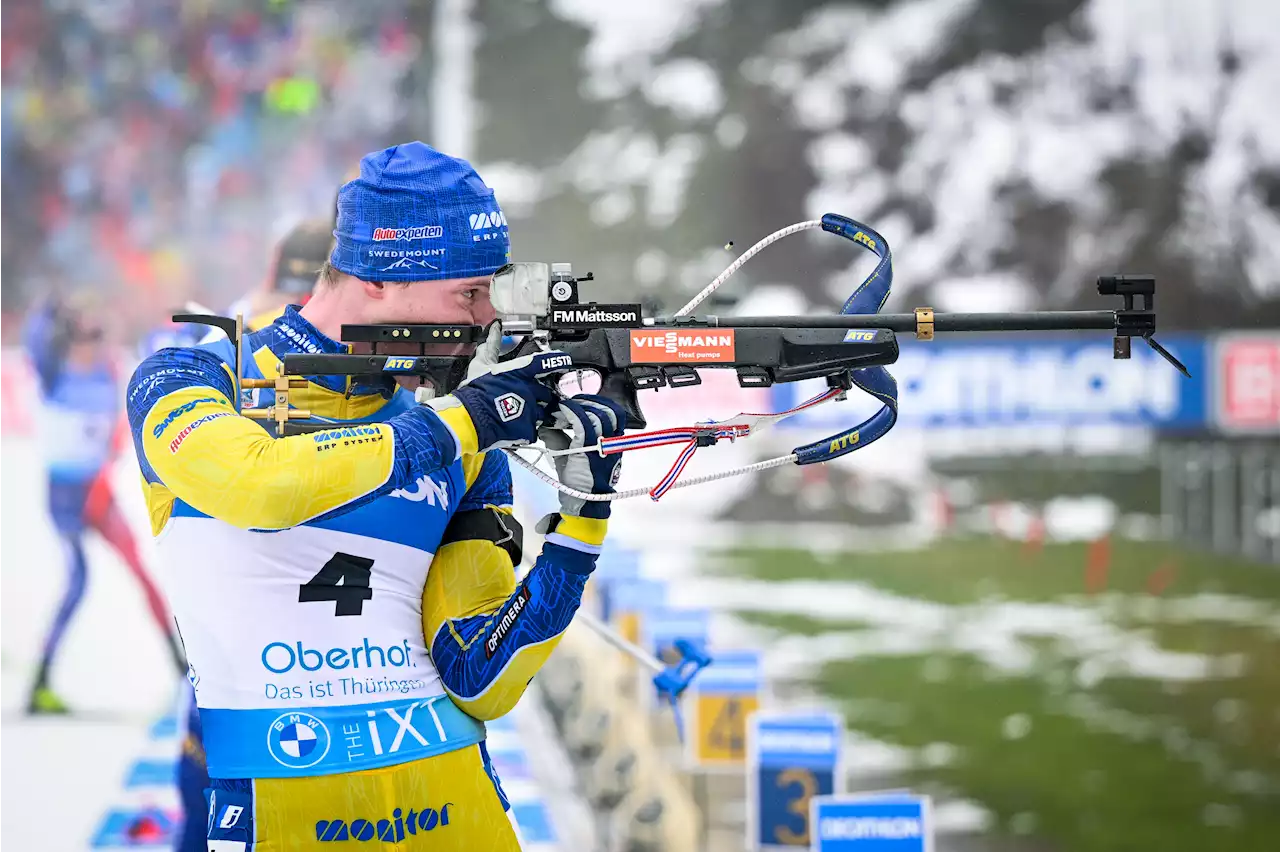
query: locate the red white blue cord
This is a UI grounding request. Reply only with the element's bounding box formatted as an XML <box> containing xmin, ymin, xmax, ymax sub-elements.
<box><xmin>585</xmin><ymin>385</ymin><xmax>846</xmax><ymax>500</ymax></box>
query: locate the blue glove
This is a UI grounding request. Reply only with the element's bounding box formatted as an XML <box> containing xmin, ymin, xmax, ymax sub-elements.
<box><xmin>538</xmin><ymin>394</ymin><xmax>628</xmax><ymax>519</ymax></box>
<box><xmin>444</xmin><ymin>348</ymin><xmax>573</xmax><ymax>453</ymax></box>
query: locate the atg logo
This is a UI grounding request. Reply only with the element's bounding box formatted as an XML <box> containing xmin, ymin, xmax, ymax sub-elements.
<box><xmin>267</xmin><ymin>711</ymin><xmax>331</xmax><ymax>769</ymax></box>
<box><xmin>372</xmin><ymin>225</ymin><xmax>443</xmax><ymax>241</ymax></box>
<box><xmin>316</xmin><ymin>804</ymin><xmax>453</xmax><ymax>843</ymax></box>
<box><xmin>843</xmin><ymin>330</ymin><xmax>877</xmax><ymax>343</ymax></box>
<box><xmin>383</xmin><ymin>357</ymin><xmax>417</xmax><ymax>371</ymax></box>
<box><xmin>852</xmin><ymin>230</ymin><xmax>878</xmax><ymax>251</ymax></box>
<box><xmin>828</xmin><ymin>430</ymin><xmax>860</xmax><ymax>455</ymax></box>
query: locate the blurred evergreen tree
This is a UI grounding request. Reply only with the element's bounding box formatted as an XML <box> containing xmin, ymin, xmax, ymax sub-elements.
<box><xmin>467</xmin><ymin>0</ymin><xmax>838</xmax><ymax>308</ymax></box>
<box><xmin>416</xmin><ymin>0</ymin><xmax>1279</xmax><ymax>326</ymax></box>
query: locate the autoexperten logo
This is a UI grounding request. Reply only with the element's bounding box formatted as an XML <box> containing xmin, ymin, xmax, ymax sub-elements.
<box><xmin>372</xmin><ymin>225</ymin><xmax>443</xmax><ymax>241</ymax></box>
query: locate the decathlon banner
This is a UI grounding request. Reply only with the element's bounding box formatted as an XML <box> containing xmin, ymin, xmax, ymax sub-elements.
<box><xmin>770</xmin><ymin>334</ymin><xmax>1209</xmax><ymax>430</ymax></box>
<box><xmin>809</xmin><ymin>793</ymin><xmax>933</xmax><ymax>852</ymax></box>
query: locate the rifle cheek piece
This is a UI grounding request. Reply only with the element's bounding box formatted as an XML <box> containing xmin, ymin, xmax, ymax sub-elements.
<box><xmin>165</xmin><ymin>315</ymin><xmax>486</xmax><ymax>436</ymax></box>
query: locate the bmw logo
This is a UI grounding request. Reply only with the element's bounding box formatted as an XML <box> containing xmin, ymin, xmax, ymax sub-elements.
<box><xmin>266</xmin><ymin>712</ymin><xmax>331</xmax><ymax>769</ymax></box>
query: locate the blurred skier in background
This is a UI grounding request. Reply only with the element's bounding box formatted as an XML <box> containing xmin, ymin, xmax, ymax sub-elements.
<box><xmin>147</xmin><ymin>216</ymin><xmax>332</xmax><ymax>852</ymax></box>
<box><xmin>201</xmin><ymin>216</ymin><xmax>335</xmax><ymax>341</ymax></box>
<box><xmin>163</xmin><ymin>215</ymin><xmax>335</xmax><ymax>852</ymax></box>
<box><xmin>22</xmin><ymin>293</ymin><xmax>184</xmax><ymax>714</ymax></box>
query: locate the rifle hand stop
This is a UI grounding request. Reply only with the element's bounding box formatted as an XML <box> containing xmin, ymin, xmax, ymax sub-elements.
<box><xmin>1099</xmin><ymin>274</ymin><xmax>1191</xmax><ymax>377</ymax></box>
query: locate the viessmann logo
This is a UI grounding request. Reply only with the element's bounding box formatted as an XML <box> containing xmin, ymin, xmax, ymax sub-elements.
<box><xmin>628</xmin><ymin>329</ymin><xmax>736</xmax><ymax>363</ymax></box>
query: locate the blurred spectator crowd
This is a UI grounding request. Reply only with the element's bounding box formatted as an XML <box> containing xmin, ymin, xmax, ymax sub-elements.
<box><xmin>2</xmin><ymin>0</ymin><xmax>424</xmax><ymax>340</ymax></box>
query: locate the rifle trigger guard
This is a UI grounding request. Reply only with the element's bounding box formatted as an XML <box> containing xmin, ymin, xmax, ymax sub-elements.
<box><xmin>827</xmin><ymin>370</ymin><xmax>854</xmax><ymax>392</ymax></box>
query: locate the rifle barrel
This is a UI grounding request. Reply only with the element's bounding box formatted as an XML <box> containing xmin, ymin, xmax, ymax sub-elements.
<box><xmin>672</xmin><ymin>310</ymin><xmax>1119</xmax><ymax>333</ymax></box>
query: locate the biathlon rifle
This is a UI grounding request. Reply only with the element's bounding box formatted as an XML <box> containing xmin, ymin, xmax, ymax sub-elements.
<box><xmin>171</xmin><ymin>212</ymin><xmax>1190</xmax><ymax>703</ymax></box>
<box><xmin>174</xmin><ymin>213</ymin><xmax>1190</xmax><ymax>503</ymax></box>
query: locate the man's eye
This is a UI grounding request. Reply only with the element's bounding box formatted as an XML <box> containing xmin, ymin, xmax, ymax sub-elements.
<box><xmin>463</xmin><ymin>289</ymin><xmax>478</xmax><ymax>300</ymax></box>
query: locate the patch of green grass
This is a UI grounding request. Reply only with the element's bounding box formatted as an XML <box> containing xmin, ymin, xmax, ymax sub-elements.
<box><xmin>731</xmin><ymin>610</ymin><xmax>870</xmax><ymax>636</ymax></box>
<box><xmin>1116</xmin><ymin>618</ymin><xmax>1275</xmax><ymax>657</ymax></box>
<box><xmin>816</xmin><ymin>653</ymin><xmax>1280</xmax><ymax>852</ymax></box>
<box><xmin>712</xmin><ymin>536</ymin><xmax>1280</xmax><ymax>605</ymax></box>
<box><xmin>713</xmin><ymin>537</ymin><xmax>1280</xmax><ymax>850</ymax></box>
<box><xmin>1091</xmin><ymin>620</ymin><xmax>1280</xmax><ymax>781</ymax></box>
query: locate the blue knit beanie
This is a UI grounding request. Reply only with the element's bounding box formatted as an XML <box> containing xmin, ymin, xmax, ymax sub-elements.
<box><xmin>329</xmin><ymin>142</ymin><xmax>510</xmax><ymax>282</ymax></box>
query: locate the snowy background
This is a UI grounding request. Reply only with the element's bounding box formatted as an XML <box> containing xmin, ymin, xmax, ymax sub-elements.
<box><xmin>3</xmin><ymin>1</ymin><xmax>1279</xmax><ymax>851</ymax></box>
<box><xmin>464</xmin><ymin>0</ymin><xmax>1280</xmax><ymax>329</ymax></box>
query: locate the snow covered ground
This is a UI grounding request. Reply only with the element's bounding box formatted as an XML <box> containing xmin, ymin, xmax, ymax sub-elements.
<box><xmin>1</xmin><ymin>425</ymin><xmax>179</xmax><ymax>851</ymax></box>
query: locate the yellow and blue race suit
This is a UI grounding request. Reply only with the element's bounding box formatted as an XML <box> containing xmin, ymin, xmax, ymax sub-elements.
<box><xmin>126</xmin><ymin>306</ymin><xmax>604</xmax><ymax>850</ymax></box>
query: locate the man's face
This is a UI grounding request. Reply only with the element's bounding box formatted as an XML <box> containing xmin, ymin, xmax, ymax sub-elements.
<box><xmin>366</xmin><ymin>275</ymin><xmax>497</xmax><ymax>329</ymax></box>
<box><xmin>361</xmin><ymin>275</ymin><xmax>498</xmax><ymax>391</ymax></box>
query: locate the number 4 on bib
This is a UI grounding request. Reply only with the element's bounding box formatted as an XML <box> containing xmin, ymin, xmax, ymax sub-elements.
<box><xmin>299</xmin><ymin>553</ymin><xmax>375</xmax><ymax>616</ymax></box>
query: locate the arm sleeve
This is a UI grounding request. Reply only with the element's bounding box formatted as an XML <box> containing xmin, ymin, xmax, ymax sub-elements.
<box><xmin>125</xmin><ymin>346</ymin><xmax>469</xmax><ymax>530</ymax></box>
<box><xmin>424</xmin><ymin>453</ymin><xmax>605</xmax><ymax>721</ymax></box>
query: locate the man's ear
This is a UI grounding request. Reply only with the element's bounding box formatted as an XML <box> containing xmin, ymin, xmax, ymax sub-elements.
<box><xmin>360</xmin><ymin>279</ymin><xmax>389</xmax><ymax>300</ymax></box>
